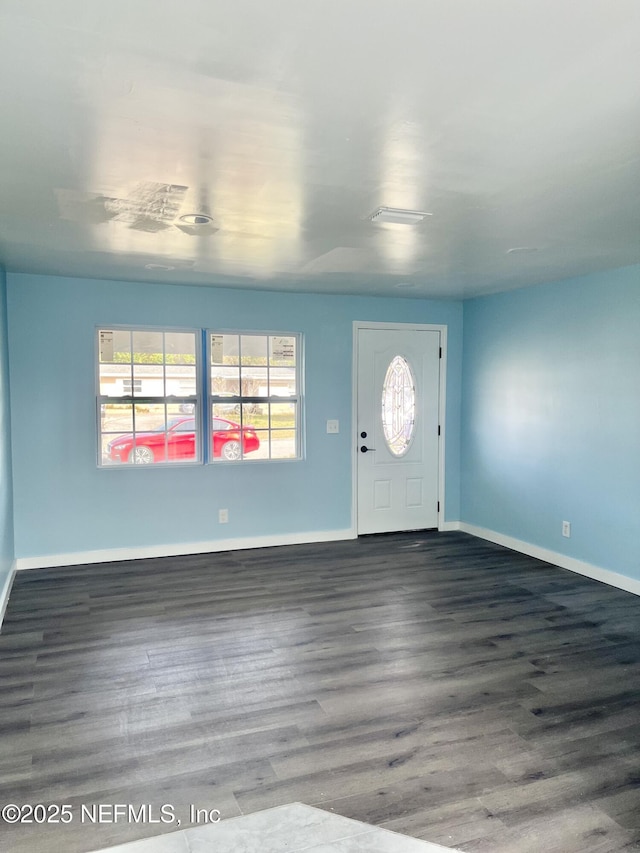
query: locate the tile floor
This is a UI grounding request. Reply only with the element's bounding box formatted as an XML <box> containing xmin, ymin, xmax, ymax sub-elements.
<box><xmin>96</xmin><ymin>803</ymin><xmax>460</xmax><ymax>853</ymax></box>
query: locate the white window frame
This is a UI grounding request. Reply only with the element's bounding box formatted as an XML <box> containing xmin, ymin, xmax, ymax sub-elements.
<box><xmin>96</xmin><ymin>325</ymin><xmax>202</xmax><ymax>468</ymax></box>
<box><xmin>207</xmin><ymin>330</ymin><xmax>303</xmax><ymax>463</ymax></box>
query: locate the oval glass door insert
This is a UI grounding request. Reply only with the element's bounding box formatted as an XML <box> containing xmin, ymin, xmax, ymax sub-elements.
<box><xmin>381</xmin><ymin>355</ymin><xmax>416</xmax><ymax>456</ymax></box>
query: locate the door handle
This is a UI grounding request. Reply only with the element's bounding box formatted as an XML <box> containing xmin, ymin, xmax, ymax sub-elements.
<box><xmin>360</xmin><ymin>445</ymin><xmax>376</xmax><ymax>453</ymax></box>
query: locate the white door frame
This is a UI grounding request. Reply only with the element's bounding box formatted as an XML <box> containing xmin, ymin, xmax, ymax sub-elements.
<box><xmin>352</xmin><ymin>320</ymin><xmax>448</xmax><ymax>534</ymax></box>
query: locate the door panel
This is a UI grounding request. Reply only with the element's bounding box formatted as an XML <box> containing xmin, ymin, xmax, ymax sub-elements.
<box><xmin>357</xmin><ymin>327</ymin><xmax>440</xmax><ymax>534</ymax></box>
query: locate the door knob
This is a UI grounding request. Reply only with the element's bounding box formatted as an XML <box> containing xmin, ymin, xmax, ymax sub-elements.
<box><xmin>360</xmin><ymin>445</ymin><xmax>376</xmax><ymax>453</ymax></box>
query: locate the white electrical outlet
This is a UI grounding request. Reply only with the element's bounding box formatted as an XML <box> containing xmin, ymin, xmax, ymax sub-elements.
<box><xmin>326</xmin><ymin>419</ymin><xmax>339</xmax><ymax>434</ymax></box>
<box><xmin>219</xmin><ymin>508</ymin><xmax>229</xmax><ymax>524</ymax></box>
<box><xmin>562</xmin><ymin>520</ymin><xmax>571</xmax><ymax>538</ymax></box>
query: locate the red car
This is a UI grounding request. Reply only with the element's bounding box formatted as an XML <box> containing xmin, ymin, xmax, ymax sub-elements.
<box><xmin>106</xmin><ymin>417</ymin><xmax>260</xmax><ymax>464</ymax></box>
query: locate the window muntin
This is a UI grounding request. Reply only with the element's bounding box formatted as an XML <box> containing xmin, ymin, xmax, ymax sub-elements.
<box><xmin>98</xmin><ymin>328</ymin><xmax>200</xmax><ymax>466</ymax></box>
<box><xmin>209</xmin><ymin>332</ymin><xmax>300</xmax><ymax>461</ymax></box>
<box><xmin>381</xmin><ymin>355</ymin><xmax>416</xmax><ymax>457</ymax></box>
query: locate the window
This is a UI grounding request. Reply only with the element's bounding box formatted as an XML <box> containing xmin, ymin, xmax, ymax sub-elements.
<box><xmin>381</xmin><ymin>355</ymin><xmax>416</xmax><ymax>457</ymax></box>
<box><xmin>209</xmin><ymin>332</ymin><xmax>301</xmax><ymax>461</ymax></box>
<box><xmin>97</xmin><ymin>327</ymin><xmax>302</xmax><ymax>466</ymax></box>
<box><xmin>98</xmin><ymin>327</ymin><xmax>200</xmax><ymax>466</ymax></box>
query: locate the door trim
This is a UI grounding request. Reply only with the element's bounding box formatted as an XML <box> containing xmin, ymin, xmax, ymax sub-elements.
<box><xmin>352</xmin><ymin>321</ymin><xmax>448</xmax><ymax>533</ymax></box>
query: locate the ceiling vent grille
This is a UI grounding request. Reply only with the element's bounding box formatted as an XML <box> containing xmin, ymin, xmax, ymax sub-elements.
<box><xmin>367</xmin><ymin>206</ymin><xmax>432</xmax><ymax>225</ymax></box>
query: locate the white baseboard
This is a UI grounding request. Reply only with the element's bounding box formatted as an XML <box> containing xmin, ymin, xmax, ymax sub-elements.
<box><xmin>459</xmin><ymin>522</ymin><xmax>640</xmax><ymax>598</ymax></box>
<box><xmin>15</xmin><ymin>528</ymin><xmax>357</xmax><ymax>571</ymax></box>
<box><xmin>0</xmin><ymin>561</ymin><xmax>17</xmax><ymax>631</ymax></box>
<box><xmin>15</xmin><ymin>522</ymin><xmax>638</xmax><ymax>600</ymax></box>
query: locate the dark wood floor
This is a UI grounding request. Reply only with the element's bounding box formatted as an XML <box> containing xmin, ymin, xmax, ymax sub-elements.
<box><xmin>2</xmin><ymin>531</ymin><xmax>640</xmax><ymax>852</ymax></box>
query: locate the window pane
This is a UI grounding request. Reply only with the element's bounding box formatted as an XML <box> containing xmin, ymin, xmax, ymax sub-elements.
<box><xmin>250</xmin><ymin>430</ymin><xmax>271</xmax><ymax>460</ymax></box>
<box><xmin>179</xmin><ymin>369</ymin><xmax>197</xmax><ymax>396</ymax></box>
<box><xmin>241</xmin><ymin>402</ymin><xmax>265</xmax><ymax>427</ymax></box>
<box><xmin>170</xmin><ymin>417</ymin><xmax>196</xmax><ymax>432</ymax></box>
<box><xmin>269</xmin><ymin>366</ymin><xmax>297</xmax><ymax>397</ymax></box>
<box><xmin>211</xmin><ymin>365</ymin><xmax>240</xmax><ymax>397</ymax></box>
<box><xmin>99</xmin><ymin>329</ymin><xmax>132</xmax><ymax>363</ymax></box>
<box><xmin>270</xmin><ymin>400</ymin><xmax>297</xmax><ymax>460</ymax></box>
<box><xmin>270</xmin><ymin>433</ymin><xmax>297</xmax><ymax>459</ymax></box>
<box><xmin>212</xmin><ymin>402</ymin><xmax>240</xmax><ymax>423</ymax></box>
<box><xmin>101</xmin><ymin>403</ymin><xmax>133</xmax><ymax>433</ymax></box>
<box><xmin>212</xmin><ymin>417</ymin><xmax>244</xmax><ymax>462</ymax></box>
<box><xmin>112</xmin><ymin>330</ymin><xmax>132</xmax><ymax>362</ymax></box>
<box><xmin>132</xmin><ymin>331</ymin><xmax>163</xmax><ymax>363</ymax></box>
<box><xmin>211</xmin><ymin>334</ymin><xmax>239</xmax><ymax>365</ymax></box>
<box><xmin>100</xmin><ymin>363</ymin><xmax>131</xmax><ymax>396</ymax></box>
<box><xmin>166</xmin><ymin>402</ymin><xmax>184</xmax><ymax>418</ymax></box>
<box><xmin>165</xmin><ymin>415</ymin><xmax>198</xmax><ymax>463</ymax></box>
<box><xmin>211</xmin><ymin>405</ymin><xmax>262</xmax><ymax>462</ymax></box>
<box><xmin>165</xmin><ymin>332</ymin><xmax>196</xmax><ymax>364</ymax></box>
<box><xmin>166</xmin><ymin>364</ymin><xmax>196</xmax><ymax>396</ymax></box>
<box><xmin>129</xmin><ymin>404</ymin><xmax>166</xmax><ymax>463</ymax></box>
<box><xmin>269</xmin><ymin>336</ymin><xmax>296</xmax><ymax>366</ymax></box>
<box><xmin>129</xmin><ymin>439</ymin><xmax>159</xmax><ymax>464</ymax></box>
<box><xmin>134</xmin><ymin>403</ymin><xmax>166</xmax><ymax>432</ymax></box>
<box><xmin>133</xmin><ymin>364</ymin><xmax>163</xmax><ymax>396</ymax></box>
<box><xmin>211</xmin><ymin>417</ymin><xmax>232</xmax><ymax>431</ymax></box>
<box><xmin>240</xmin><ymin>403</ymin><xmax>265</xmax><ymax>460</ymax></box>
<box><xmin>270</xmin><ymin>402</ymin><xmax>296</xmax><ymax>429</ymax></box>
<box><xmin>240</xmin><ymin>367</ymin><xmax>268</xmax><ymax>397</ymax></box>
<box><xmin>101</xmin><ymin>435</ymin><xmax>126</xmax><ymax>465</ymax></box>
<box><xmin>241</xmin><ymin>335</ymin><xmax>268</xmax><ymax>365</ymax></box>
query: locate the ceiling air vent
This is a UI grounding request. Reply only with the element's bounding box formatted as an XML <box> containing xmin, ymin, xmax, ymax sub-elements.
<box><xmin>179</xmin><ymin>213</ymin><xmax>214</xmax><ymax>225</ymax></box>
<box><xmin>367</xmin><ymin>206</ymin><xmax>432</xmax><ymax>225</ymax></box>
<box><xmin>175</xmin><ymin>212</ymin><xmax>218</xmax><ymax>237</ymax></box>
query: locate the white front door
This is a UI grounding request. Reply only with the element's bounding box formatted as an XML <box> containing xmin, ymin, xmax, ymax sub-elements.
<box><xmin>356</xmin><ymin>326</ymin><xmax>441</xmax><ymax>534</ymax></box>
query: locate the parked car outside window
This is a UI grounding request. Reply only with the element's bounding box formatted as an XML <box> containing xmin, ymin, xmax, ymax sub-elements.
<box><xmin>106</xmin><ymin>416</ymin><xmax>259</xmax><ymax>464</ymax></box>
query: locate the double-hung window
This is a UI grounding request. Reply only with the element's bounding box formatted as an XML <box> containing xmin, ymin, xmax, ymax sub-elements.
<box><xmin>97</xmin><ymin>327</ymin><xmax>301</xmax><ymax>466</ymax></box>
<box><xmin>98</xmin><ymin>327</ymin><xmax>200</xmax><ymax>466</ymax></box>
<box><xmin>209</xmin><ymin>332</ymin><xmax>301</xmax><ymax>461</ymax></box>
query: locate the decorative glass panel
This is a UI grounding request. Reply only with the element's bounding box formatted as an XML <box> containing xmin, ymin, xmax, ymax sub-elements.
<box><xmin>381</xmin><ymin>356</ymin><xmax>416</xmax><ymax>457</ymax></box>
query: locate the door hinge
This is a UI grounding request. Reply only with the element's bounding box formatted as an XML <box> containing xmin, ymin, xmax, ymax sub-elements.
<box><xmin>437</xmin><ymin>501</ymin><xmax>440</xmax><ymax>513</ymax></box>
<box><xmin>437</xmin><ymin>425</ymin><xmax>441</xmax><ymax>436</ymax></box>
<box><xmin>439</xmin><ymin>347</ymin><xmax>442</xmax><ymax>358</ymax></box>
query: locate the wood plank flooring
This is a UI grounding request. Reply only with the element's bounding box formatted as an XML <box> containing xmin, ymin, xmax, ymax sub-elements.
<box><xmin>1</xmin><ymin>531</ymin><xmax>640</xmax><ymax>852</ymax></box>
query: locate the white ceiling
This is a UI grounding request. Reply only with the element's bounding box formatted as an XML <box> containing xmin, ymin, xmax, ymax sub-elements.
<box><xmin>0</xmin><ymin>0</ymin><xmax>639</xmax><ymax>299</ymax></box>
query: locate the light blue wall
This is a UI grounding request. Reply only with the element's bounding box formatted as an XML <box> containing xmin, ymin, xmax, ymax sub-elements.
<box><xmin>7</xmin><ymin>273</ymin><xmax>462</xmax><ymax>559</ymax></box>
<box><xmin>0</xmin><ymin>268</ymin><xmax>14</xmax><ymax>589</ymax></box>
<box><xmin>461</xmin><ymin>265</ymin><xmax>640</xmax><ymax>580</ymax></box>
